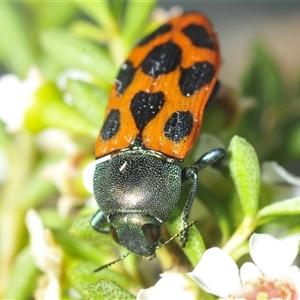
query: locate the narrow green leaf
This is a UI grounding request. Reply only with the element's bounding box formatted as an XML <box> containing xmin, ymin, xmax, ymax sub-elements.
<box><xmin>33</xmin><ymin>2</ymin><xmax>78</xmax><ymax>29</ymax></box>
<box><xmin>4</xmin><ymin>247</ymin><xmax>39</xmax><ymax>299</ymax></box>
<box><xmin>77</xmin><ymin>1</ymin><xmax>117</xmax><ymax>34</ymax></box>
<box><xmin>70</xmin><ymin>21</ymin><xmax>107</xmax><ymax>42</ymax></box>
<box><xmin>242</xmin><ymin>43</ymin><xmax>283</xmax><ymax>106</ymax></box>
<box><xmin>71</xmin><ymin>262</ymin><xmax>130</xmax><ymax>294</ymax></box>
<box><xmin>288</xmin><ymin>124</ymin><xmax>300</xmax><ymax>159</ymax></box>
<box><xmin>69</xmin><ymin>213</ymin><xmax>111</xmax><ymax>244</ymax></box>
<box><xmin>82</xmin><ymin>280</ymin><xmax>135</xmax><ymax>300</ymax></box>
<box><xmin>53</xmin><ymin>230</ymin><xmax>104</xmax><ymax>264</ymax></box>
<box><xmin>167</xmin><ymin>217</ymin><xmax>205</xmax><ymax>267</ymax></box>
<box><xmin>39</xmin><ymin>208</ymin><xmax>72</xmax><ymax>231</ymax></box>
<box><xmin>257</xmin><ymin>197</ymin><xmax>300</xmax><ymax>221</ymax></box>
<box><xmin>0</xmin><ymin>3</ymin><xmax>34</xmax><ymax>76</ymax></box>
<box><xmin>109</xmin><ymin>0</ymin><xmax>126</xmax><ymax>22</ymax></box>
<box><xmin>40</xmin><ymin>29</ymin><xmax>115</xmax><ymax>82</ymax></box>
<box><xmin>20</xmin><ymin>167</ymin><xmax>56</xmax><ymax>209</ymax></box>
<box><xmin>24</xmin><ymin>82</ymin><xmax>98</xmax><ymax>137</ymax></box>
<box><xmin>67</xmin><ymin>80</ymin><xmax>108</xmax><ymax>127</ymax></box>
<box><xmin>122</xmin><ymin>0</ymin><xmax>157</xmax><ymax>46</ymax></box>
<box><xmin>239</xmin><ymin>43</ymin><xmax>284</xmax><ymax>145</ymax></box>
<box><xmin>228</xmin><ymin>136</ymin><xmax>260</xmax><ymax>217</ymax></box>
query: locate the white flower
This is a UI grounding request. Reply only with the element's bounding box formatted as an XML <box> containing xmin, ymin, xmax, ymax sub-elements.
<box><xmin>57</xmin><ymin>68</ymin><xmax>91</xmax><ymax>91</ymax></box>
<box><xmin>262</xmin><ymin>162</ymin><xmax>300</xmax><ymax>187</ymax></box>
<box><xmin>188</xmin><ymin>247</ymin><xmax>242</xmax><ymax>298</ymax></box>
<box><xmin>25</xmin><ymin>209</ymin><xmax>63</xmax><ymax>300</ymax></box>
<box><xmin>0</xmin><ymin>67</ymin><xmax>42</xmax><ymax>132</ymax></box>
<box><xmin>188</xmin><ymin>233</ymin><xmax>300</xmax><ymax>299</ymax></box>
<box><xmin>151</xmin><ymin>6</ymin><xmax>183</xmax><ymax>24</ymax></box>
<box><xmin>262</xmin><ymin>161</ymin><xmax>300</xmax><ymax>199</ymax></box>
<box><xmin>136</xmin><ymin>272</ymin><xmax>200</xmax><ymax>300</ymax></box>
<box><xmin>41</xmin><ymin>154</ymin><xmax>94</xmax><ymax>216</ymax></box>
<box><xmin>57</xmin><ymin>68</ymin><xmax>91</xmax><ymax>105</ymax></box>
<box><xmin>0</xmin><ymin>149</ymin><xmax>8</xmax><ymax>184</ymax></box>
<box><xmin>35</xmin><ymin>129</ymin><xmax>78</xmax><ymax>155</ymax></box>
<box><xmin>82</xmin><ymin>160</ymin><xmax>96</xmax><ymax>194</ymax></box>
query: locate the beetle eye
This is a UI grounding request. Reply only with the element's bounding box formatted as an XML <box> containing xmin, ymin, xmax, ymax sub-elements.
<box><xmin>110</xmin><ymin>226</ymin><xmax>120</xmax><ymax>244</ymax></box>
<box><xmin>142</xmin><ymin>224</ymin><xmax>161</xmax><ymax>244</ymax></box>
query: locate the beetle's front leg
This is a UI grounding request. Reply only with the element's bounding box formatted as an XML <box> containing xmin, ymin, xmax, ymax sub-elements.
<box><xmin>90</xmin><ymin>209</ymin><xmax>110</xmax><ymax>234</ymax></box>
<box><xmin>180</xmin><ymin>148</ymin><xmax>226</xmax><ymax>247</ymax></box>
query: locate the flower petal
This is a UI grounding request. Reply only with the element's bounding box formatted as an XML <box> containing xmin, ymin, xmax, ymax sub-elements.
<box><xmin>0</xmin><ymin>68</ymin><xmax>42</xmax><ymax>132</ymax></box>
<box><xmin>285</xmin><ymin>265</ymin><xmax>300</xmax><ymax>296</ymax></box>
<box><xmin>262</xmin><ymin>162</ymin><xmax>300</xmax><ymax>187</ymax></box>
<box><xmin>82</xmin><ymin>160</ymin><xmax>96</xmax><ymax>194</ymax></box>
<box><xmin>25</xmin><ymin>209</ymin><xmax>50</xmax><ymax>271</ymax></box>
<box><xmin>240</xmin><ymin>262</ymin><xmax>262</xmax><ymax>285</ymax></box>
<box><xmin>0</xmin><ymin>149</ymin><xmax>8</xmax><ymax>184</ymax></box>
<box><xmin>136</xmin><ymin>272</ymin><xmax>198</xmax><ymax>300</ymax></box>
<box><xmin>188</xmin><ymin>247</ymin><xmax>242</xmax><ymax>298</ymax></box>
<box><xmin>250</xmin><ymin>233</ymin><xmax>299</xmax><ymax>278</ymax></box>
<box><xmin>44</xmin><ymin>271</ymin><xmax>61</xmax><ymax>300</ymax></box>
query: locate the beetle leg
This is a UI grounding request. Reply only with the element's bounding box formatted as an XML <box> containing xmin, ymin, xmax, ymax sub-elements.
<box><xmin>180</xmin><ymin>148</ymin><xmax>225</xmax><ymax>246</ymax></box>
<box><xmin>193</xmin><ymin>147</ymin><xmax>225</xmax><ymax>171</ymax></box>
<box><xmin>90</xmin><ymin>209</ymin><xmax>110</xmax><ymax>234</ymax></box>
<box><xmin>180</xmin><ymin>166</ymin><xmax>198</xmax><ymax>247</ymax></box>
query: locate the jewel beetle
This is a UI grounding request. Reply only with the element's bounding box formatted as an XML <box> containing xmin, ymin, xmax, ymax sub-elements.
<box><xmin>91</xmin><ymin>12</ymin><xmax>225</xmax><ymax>269</ymax></box>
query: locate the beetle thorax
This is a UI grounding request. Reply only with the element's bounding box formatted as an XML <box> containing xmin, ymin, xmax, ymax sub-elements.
<box><xmin>93</xmin><ymin>151</ymin><xmax>181</xmax><ymax>225</ymax></box>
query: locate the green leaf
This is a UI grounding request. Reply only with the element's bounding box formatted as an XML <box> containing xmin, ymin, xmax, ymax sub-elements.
<box><xmin>67</xmin><ymin>80</ymin><xmax>108</xmax><ymax>127</ymax></box>
<box><xmin>20</xmin><ymin>166</ymin><xmax>57</xmax><ymax>209</ymax></box>
<box><xmin>53</xmin><ymin>230</ymin><xmax>104</xmax><ymax>264</ymax></box>
<box><xmin>32</xmin><ymin>2</ymin><xmax>78</xmax><ymax>29</ymax></box>
<box><xmin>287</xmin><ymin>123</ymin><xmax>300</xmax><ymax>159</ymax></box>
<box><xmin>71</xmin><ymin>262</ymin><xmax>130</xmax><ymax>294</ymax></box>
<box><xmin>167</xmin><ymin>217</ymin><xmax>205</xmax><ymax>267</ymax></box>
<box><xmin>228</xmin><ymin>136</ymin><xmax>260</xmax><ymax>217</ymax></box>
<box><xmin>40</xmin><ymin>29</ymin><xmax>115</xmax><ymax>82</ymax></box>
<box><xmin>122</xmin><ymin>0</ymin><xmax>157</xmax><ymax>46</ymax></box>
<box><xmin>109</xmin><ymin>0</ymin><xmax>126</xmax><ymax>23</ymax></box>
<box><xmin>0</xmin><ymin>3</ymin><xmax>34</xmax><ymax>76</ymax></box>
<box><xmin>77</xmin><ymin>1</ymin><xmax>117</xmax><ymax>35</ymax></box>
<box><xmin>69</xmin><ymin>212</ymin><xmax>111</xmax><ymax>244</ymax></box>
<box><xmin>242</xmin><ymin>42</ymin><xmax>283</xmax><ymax>106</ymax></box>
<box><xmin>82</xmin><ymin>280</ymin><xmax>135</xmax><ymax>300</ymax></box>
<box><xmin>24</xmin><ymin>82</ymin><xmax>98</xmax><ymax>137</ymax></box>
<box><xmin>39</xmin><ymin>208</ymin><xmax>72</xmax><ymax>231</ymax></box>
<box><xmin>239</xmin><ymin>43</ymin><xmax>284</xmax><ymax>146</ymax></box>
<box><xmin>257</xmin><ymin>197</ymin><xmax>300</xmax><ymax>221</ymax></box>
<box><xmin>70</xmin><ymin>21</ymin><xmax>107</xmax><ymax>42</ymax></box>
<box><xmin>4</xmin><ymin>247</ymin><xmax>39</xmax><ymax>299</ymax></box>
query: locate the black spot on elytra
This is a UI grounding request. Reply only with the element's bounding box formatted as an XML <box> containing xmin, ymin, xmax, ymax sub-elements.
<box><xmin>164</xmin><ymin>111</ymin><xmax>194</xmax><ymax>142</ymax></box>
<box><xmin>141</xmin><ymin>41</ymin><xmax>182</xmax><ymax>78</ymax></box>
<box><xmin>115</xmin><ymin>61</ymin><xmax>136</xmax><ymax>96</ymax></box>
<box><xmin>138</xmin><ymin>24</ymin><xmax>172</xmax><ymax>46</ymax></box>
<box><xmin>100</xmin><ymin>109</ymin><xmax>120</xmax><ymax>140</ymax></box>
<box><xmin>130</xmin><ymin>91</ymin><xmax>165</xmax><ymax>131</ymax></box>
<box><xmin>179</xmin><ymin>62</ymin><xmax>215</xmax><ymax>97</ymax></box>
<box><xmin>182</xmin><ymin>24</ymin><xmax>215</xmax><ymax>49</ymax></box>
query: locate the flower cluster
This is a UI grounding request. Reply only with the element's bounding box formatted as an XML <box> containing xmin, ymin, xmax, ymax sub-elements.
<box><xmin>138</xmin><ymin>233</ymin><xmax>300</xmax><ymax>300</ymax></box>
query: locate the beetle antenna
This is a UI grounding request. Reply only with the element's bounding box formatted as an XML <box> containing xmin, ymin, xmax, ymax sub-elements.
<box><xmin>155</xmin><ymin>220</ymin><xmax>198</xmax><ymax>250</ymax></box>
<box><xmin>94</xmin><ymin>250</ymin><xmax>132</xmax><ymax>272</ymax></box>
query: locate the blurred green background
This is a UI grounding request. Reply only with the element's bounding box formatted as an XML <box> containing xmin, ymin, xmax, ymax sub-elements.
<box><xmin>0</xmin><ymin>1</ymin><xmax>300</xmax><ymax>299</ymax></box>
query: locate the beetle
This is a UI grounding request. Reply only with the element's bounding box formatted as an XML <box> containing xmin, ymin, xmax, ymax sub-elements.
<box><xmin>91</xmin><ymin>12</ymin><xmax>225</xmax><ymax>269</ymax></box>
